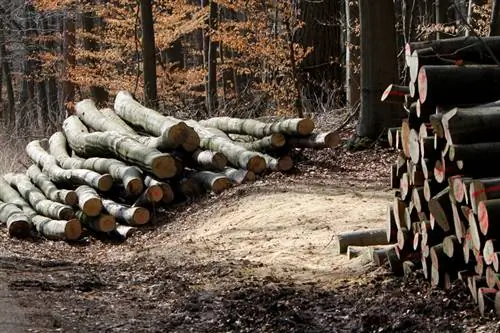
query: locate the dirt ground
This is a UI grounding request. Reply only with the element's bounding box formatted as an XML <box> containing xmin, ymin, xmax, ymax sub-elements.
<box><xmin>0</xmin><ymin>141</ymin><xmax>499</xmax><ymax>332</ymax></box>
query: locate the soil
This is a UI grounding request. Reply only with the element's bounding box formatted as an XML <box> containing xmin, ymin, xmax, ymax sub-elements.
<box><xmin>0</xmin><ymin>136</ymin><xmax>499</xmax><ymax>332</ymax></box>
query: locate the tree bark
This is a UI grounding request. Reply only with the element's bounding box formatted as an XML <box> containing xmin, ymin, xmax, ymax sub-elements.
<box><xmin>62</xmin><ymin>13</ymin><xmax>75</xmax><ymax>113</ymax></box>
<box><xmin>0</xmin><ymin>201</ymin><xmax>32</xmax><ymax>238</ymax></box>
<box><xmin>26</xmin><ymin>165</ymin><xmax>77</xmax><ymax>206</ymax></box>
<box><xmin>287</xmin><ymin>132</ymin><xmax>340</xmax><ymax>149</ymax></box>
<box><xmin>75</xmin><ymin>211</ymin><xmax>115</xmax><ymax>233</ymax></box>
<box><xmin>356</xmin><ymin>0</ymin><xmax>401</xmax><ymax>140</ymax></box>
<box><xmin>206</xmin><ymin>0</ymin><xmax>218</xmax><ymax>114</ymax></box>
<box><xmin>140</xmin><ymin>0</ymin><xmax>158</xmax><ymax>108</ymax></box>
<box><xmin>0</xmin><ymin>21</ymin><xmax>14</xmax><ymax>124</ymax></box>
<box><xmin>189</xmin><ymin>171</ymin><xmax>230</xmax><ymax>194</ymax></box>
<box><xmin>62</xmin><ymin>116</ymin><xmax>176</xmax><ymax>179</ymax></box>
<box><xmin>336</xmin><ymin>228</ymin><xmax>389</xmax><ymax>254</ymax></box>
<box><xmin>221</xmin><ymin>167</ymin><xmax>255</xmax><ymax>184</ymax></box>
<box><xmin>345</xmin><ymin>0</ymin><xmax>360</xmax><ymax>108</ymax></box>
<box><xmin>102</xmin><ymin>199</ymin><xmax>150</xmax><ymax>226</ymax></box>
<box><xmin>441</xmin><ymin>106</ymin><xmax>500</xmax><ymax>145</ymax></box>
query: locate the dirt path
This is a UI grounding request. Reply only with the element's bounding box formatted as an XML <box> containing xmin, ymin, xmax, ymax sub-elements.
<box><xmin>0</xmin><ymin>272</ymin><xmax>27</xmax><ymax>333</ymax></box>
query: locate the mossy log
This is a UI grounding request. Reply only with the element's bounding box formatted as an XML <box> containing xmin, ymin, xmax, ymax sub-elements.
<box><xmin>0</xmin><ymin>201</ymin><xmax>32</xmax><ymax>238</ymax></box>
<box><xmin>3</xmin><ymin>173</ymin><xmax>74</xmax><ymax>221</ymax></box>
<box><xmin>189</xmin><ymin>171</ymin><xmax>231</xmax><ymax>194</ymax></box>
<box><xmin>62</xmin><ymin>116</ymin><xmax>176</xmax><ymax>179</ymax></box>
<box><xmin>221</xmin><ymin>167</ymin><xmax>255</xmax><ymax>184</ymax></box>
<box><xmin>101</xmin><ymin>199</ymin><xmax>150</xmax><ymax>226</ymax></box>
<box><xmin>26</xmin><ymin>165</ymin><xmax>77</xmax><ymax>206</ymax></box>
<box><xmin>144</xmin><ymin>176</ymin><xmax>174</xmax><ymax>204</ymax></box>
<box><xmin>286</xmin><ymin>132</ymin><xmax>340</xmax><ymax>149</ymax></box>
<box><xmin>75</xmin><ymin>211</ymin><xmax>115</xmax><ymax>233</ymax></box>
<box><xmin>26</xmin><ymin>140</ymin><xmax>113</xmax><ymax>192</ymax></box>
<box><xmin>49</xmin><ymin>132</ymin><xmax>144</xmax><ymax>194</ymax></box>
<box><xmin>75</xmin><ymin>185</ymin><xmax>102</xmax><ymax>217</ymax></box>
<box><xmin>185</xmin><ymin>120</ymin><xmax>266</xmax><ymax>173</ymax></box>
<box><xmin>199</xmin><ymin>116</ymin><xmax>315</xmax><ymax>137</ymax></box>
<box><xmin>113</xmin><ymin>91</ymin><xmax>196</xmax><ymax>150</ymax></box>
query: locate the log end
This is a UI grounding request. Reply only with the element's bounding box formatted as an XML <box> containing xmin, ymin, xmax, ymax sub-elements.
<box><xmin>271</xmin><ymin>133</ymin><xmax>286</xmax><ymax>148</ymax></box>
<box><xmin>212</xmin><ymin>152</ymin><xmax>228</xmax><ymax>171</ymax></box>
<box><xmin>277</xmin><ymin>156</ymin><xmax>293</xmax><ymax>172</ymax></box>
<box><xmin>131</xmin><ymin>207</ymin><xmax>150</xmax><ymax>225</ymax></box>
<box><xmin>417</xmin><ymin>66</ymin><xmax>428</xmax><ymax>104</ymax></box>
<box><xmin>323</xmin><ymin>132</ymin><xmax>340</xmax><ymax>149</ymax></box>
<box><xmin>146</xmin><ymin>185</ymin><xmax>164</xmax><ymax>203</ymax></box>
<box><xmin>125</xmin><ymin>177</ymin><xmax>144</xmax><ymax>196</ymax></box>
<box><xmin>297</xmin><ymin>118</ymin><xmax>315</xmax><ymax>136</ymax></box>
<box><xmin>247</xmin><ymin>156</ymin><xmax>267</xmax><ymax>174</ymax></box>
<box><xmin>60</xmin><ymin>207</ymin><xmax>76</xmax><ymax>221</ymax></box>
<box><xmin>65</xmin><ymin>218</ymin><xmax>82</xmax><ymax>240</ymax></box>
<box><xmin>63</xmin><ymin>191</ymin><xmax>78</xmax><ymax>206</ymax></box>
<box><xmin>181</xmin><ymin>128</ymin><xmax>201</xmax><ymax>152</ymax></box>
<box><xmin>98</xmin><ymin>174</ymin><xmax>114</xmax><ymax>192</ymax></box>
<box><xmin>212</xmin><ymin>177</ymin><xmax>231</xmax><ymax>194</ymax></box>
<box><xmin>477</xmin><ymin>202</ymin><xmax>489</xmax><ymax>236</ymax></box>
<box><xmin>151</xmin><ymin>154</ymin><xmax>177</xmax><ymax>179</ymax></box>
<box><xmin>160</xmin><ymin>184</ymin><xmax>175</xmax><ymax>204</ymax></box>
<box><xmin>8</xmin><ymin>219</ymin><xmax>32</xmax><ymax>238</ymax></box>
<box><xmin>97</xmin><ymin>215</ymin><xmax>116</xmax><ymax>233</ymax></box>
<box><xmin>82</xmin><ymin>198</ymin><xmax>103</xmax><ymax>217</ymax></box>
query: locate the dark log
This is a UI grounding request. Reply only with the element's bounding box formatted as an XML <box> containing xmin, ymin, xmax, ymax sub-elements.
<box><xmin>442</xmin><ymin>106</ymin><xmax>500</xmax><ymax>145</ymax></box>
<box><xmin>470</xmin><ymin>177</ymin><xmax>500</xmax><ymax>214</ymax></box>
<box><xmin>393</xmin><ymin>197</ymin><xmax>407</xmax><ymax>229</ymax></box>
<box><xmin>381</xmin><ymin>84</ymin><xmax>410</xmax><ymax>104</ymax></box>
<box><xmin>408</xmin><ymin>129</ymin><xmax>420</xmax><ymax>164</ymax></box>
<box><xmin>386</xmin><ymin>205</ymin><xmax>398</xmax><ymax>243</ymax></box>
<box><xmin>412</xmin><ymin>187</ymin><xmax>427</xmax><ymax>213</ymax></box>
<box><xmin>468</xmin><ymin>210</ymin><xmax>484</xmax><ymax>252</ymax></box>
<box><xmin>483</xmin><ymin>239</ymin><xmax>500</xmax><ymax>266</ymax></box>
<box><xmin>75</xmin><ymin>211</ymin><xmax>115</xmax><ymax>233</ymax></box>
<box><xmin>390</xmin><ymin>164</ymin><xmax>400</xmax><ymax>189</ymax></box>
<box><xmin>416</xmin><ymin>100</ymin><xmax>436</xmax><ymax>121</ymax></box>
<box><xmin>478</xmin><ymin>287</ymin><xmax>497</xmax><ymax>316</ymax></box>
<box><xmin>387</xmin><ymin>127</ymin><xmax>401</xmax><ymax>148</ymax></box>
<box><xmin>478</xmin><ymin>199</ymin><xmax>500</xmax><ymax>237</ymax></box>
<box><xmin>428</xmin><ymin>187</ymin><xmax>453</xmax><ymax>232</ymax></box>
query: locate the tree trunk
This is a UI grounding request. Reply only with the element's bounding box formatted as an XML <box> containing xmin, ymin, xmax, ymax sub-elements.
<box><xmin>140</xmin><ymin>0</ymin><xmax>158</xmax><ymax>108</ymax></box>
<box><xmin>62</xmin><ymin>116</ymin><xmax>176</xmax><ymax>179</ymax></box>
<box><xmin>231</xmin><ymin>134</ymin><xmax>287</xmax><ymax>151</ymax></box>
<box><xmin>75</xmin><ymin>211</ymin><xmax>115</xmax><ymax>233</ymax></box>
<box><xmin>0</xmin><ymin>22</ymin><xmax>14</xmax><ymax>125</ymax></box>
<box><xmin>345</xmin><ymin>0</ymin><xmax>360</xmax><ymax>108</ymax></box>
<box><xmin>26</xmin><ymin>165</ymin><xmax>77</xmax><ymax>206</ymax></box>
<box><xmin>62</xmin><ymin>14</ymin><xmax>76</xmax><ymax>113</ymax></box>
<box><xmin>144</xmin><ymin>176</ymin><xmax>174</xmax><ymax>203</ymax></box>
<box><xmin>356</xmin><ymin>0</ymin><xmax>402</xmax><ymax>140</ymax></box>
<box><xmin>221</xmin><ymin>167</ymin><xmax>255</xmax><ymax>184</ymax></box>
<box><xmin>81</xmin><ymin>11</ymin><xmax>108</xmax><ymax>105</ymax></box>
<box><xmin>189</xmin><ymin>170</ymin><xmax>230</xmax><ymax>194</ymax></box>
<box><xmin>491</xmin><ymin>0</ymin><xmax>500</xmax><ymax>35</ymax></box>
<box><xmin>43</xmin><ymin>16</ymin><xmax>59</xmax><ymax>116</ymax></box>
<box><xmin>441</xmin><ymin>106</ymin><xmax>500</xmax><ymax>144</ymax></box>
<box><xmin>436</xmin><ymin>0</ymin><xmax>451</xmax><ymax>39</ymax></box>
<box><xmin>206</xmin><ymin>0</ymin><xmax>218</xmax><ymax>114</ymax></box>
<box><xmin>199</xmin><ymin>117</ymin><xmax>314</xmax><ymax>137</ymax></box>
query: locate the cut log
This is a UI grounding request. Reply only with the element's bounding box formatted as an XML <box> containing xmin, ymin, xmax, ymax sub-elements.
<box><xmin>114</xmin><ymin>225</ymin><xmax>138</xmax><ymax>238</ymax></box>
<box><xmin>387</xmin><ymin>127</ymin><xmax>400</xmax><ymax>148</ymax></box>
<box><xmin>286</xmin><ymin>132</ymin><xmax>340</xmax><ymax>149</ymax></box>
<box><xmin>230</xmin><ymin>133</ymin><xmax>288</xmax><ymax>151</ymax></box>
<box><xmin>483</xmin><ymin>239</ymin><xmax>500</xmax><ymax>266</ymax></box>
<box><xmin>442</xmin><ymin>106</ymin><xmax>500</xmax><ymax>145</ymax></box>
<box><xmin>401</xmin><ymin>119</ymin><xmax>411</xmax><ymax>158</ymax></box>
<box><xmin>3</xmin><ymin>173</ymin><xmax>74</xmax><ymax>221</ymax></box>
<box><xmin>101</xmin><ymin>199</ymin><xmax>150</xmax><ymax>226</ymax></box>
<box><xmin>393</xmin><ymin>197</ymin><xmax>407</xmax><ymax>229</ymax></box>
<box><xmin>199</xmin><ymin>116</ymin><xmax>315</xmax><ymax>137</ymax></box>
<box><xmin>221</xmin><ymin>167</ymin><xmax>255</xmax><ymax>184</ymax></box>
<box><xmin>408</xmin><ymin>129</ymin><xmax>420</xmax><ymax>164</ymax></box>
<box><xmin>478</xmin><ymin>199</ymin><xmax>500</xmax><ymax>237</ymax></box>
<box><xmin>386</xmin><ymin>246</ymin><xmax>404</xmax><ymax>276</ymax></box>
<box><xmin>76</xmin><ymin>211</ymin><xmax>115</xmax><ymax>233</ymax></box>
<box><xmin>261</xmin><ymin>154</ymin><xmax>293</xmax><ymax>172</ymax></box>
<box><xmin>336</xmin><ymin>228</ymin><xmax>389</xmax><ymax>254</ymax></box>
<box><xmin>468</xmin><ymin>211</ymin><xmax>483</xmax><ymax>252</ymax></box>
<box><xmin>31</xmin><ymin>216</ymin><xmax>81</xmax><ymax>241</ymax></box>
<box><xmin>418</xmin><ymin>65</ymin><xmax>500</xmax><ymax>106</ymax></box>
<box><xmin>26</xmin><ymin>140</ymin><xmax>113</xmax><ymax>192</ymax></box>
<box><xmin>132</xmin><ymin>184</ymin><xmax>164</xmax><ymax>207</ymax></box>
<box><xmin>443</xmin><ymin>235</ymin><xmax>462</xmax><ymax>260</ymax></box>
<box><xmin>191</xmin><ymin>149</ymin><xmax>227</xmax><ymax>171</ymax></box>
<box><xmin>386</xmin><ymin>205</ymin><xmax>398</xmax><ymax>243</ymax></box>
<box><xmin>49</xmin><ymin>131</ymin><xmax>144</xmax><ymax>195</ymax></box>
<box><xmin>113</xmin><ymin>91</ymin><xmax>192</xmax><ymax>149</ymax></box>
<box><xmin>470</xmin><ymin>177</ymin><xmax>500</xmax><ymax>214</ymax></box>
<box><xmin>144</xmin><ymin>176</ymin><xmax>174</xmax><ymax>204</ymax></box>
<box><xmin>63</xmin><ymin>116</ymin><xmax>176</xmax><ymax>179</ymax></box>
<box><xmin>26</xmin><ymin>165</ymin><xmax>77</xmax><ymax>206</ymax></box>
<box><xmin>428</xmin><ymin>187</ymin><xmax>452</xmax><ymax>232</ymax></box>
<box><xmin>478</xmin><ymin>287</ymin><xmax>497</xmax><ymax>317</ymax></box>
<box><xmin>430</xmin><ymin>113</ymin><xmax>445</xmax><ymax>138</ymax></box>
<box><xmin>0</xmin><ymin>201</ymin><xmax>32</xmax><ymax>238</ymax></box>
<box><xmin>75</xmin><ymin>185</ymin><xmax>102</xmax><ymax>217</ymax></box>
<box><xmin>381</xmin><ymin>84</ymin><xmax>409</xmax><ymax>104</ymax></box>
<box><xmin>390</xmin><ymin>164</ymin><xmax>400</xmax><ymax>189</ymax></box>
<box><xmin>412</xmin><ymin>187</ymin><xmax>426</xmax><ymax>213</ymax></box>
<box><xmin>400</xmin><ymin>173</ymin><xmax>410</xmax><ymax>200</ymax></box>
<box><xmin>99</xmin><ymin>107</ymin><xmax>136</xmax><ymax>133</ymax></box>
<box><xmin>189</xmin><ymin>171</ymin><xmax>231</xmax><ymax>194</ymax></box>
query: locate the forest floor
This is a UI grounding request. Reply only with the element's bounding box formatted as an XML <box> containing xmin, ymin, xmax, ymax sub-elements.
<box><xmin>0</xmin><ymin>127</ymin><xmax>499</xmax><ymax>332</ymax></box>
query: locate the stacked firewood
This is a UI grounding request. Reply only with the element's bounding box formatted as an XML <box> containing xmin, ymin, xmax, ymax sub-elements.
<box><xmin>0</xmin><ymin>90</ymin><xmax>339</xmax><ymax>243</ymax></box>
<box><xmin>338</xmin><ymin>36</ymin><xmax>500</xmax><ymax>317</ymax></box>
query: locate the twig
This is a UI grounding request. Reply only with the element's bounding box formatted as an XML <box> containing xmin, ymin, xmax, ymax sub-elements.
<box><xmin>333</xmin><ymin>102</ymin><xmax>360</xmax><ymax>133</ymax></box>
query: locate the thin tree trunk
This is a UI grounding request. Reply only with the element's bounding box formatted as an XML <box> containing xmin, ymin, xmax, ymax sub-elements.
<box><xmin>207</xmin><ymin>0</ymin><xmax>218</xmax><ymax>114</ymax></box>
<box><xmin>356</xmin><ymin>0</ymin><xmax>402</xmax><ymax>141</ymax></box>
<box><xmin>44</xmin><ymin>16</ymin><xmax>59</xmax><ymax>116</ymax></box>
<box><xmin>62</xmin><ymin>14</ymin><xmax>76</xmax><ymax>114</ymax></box>
<box><xmin>491</xmin><ymin>0</ymin><xmax>500</xmax><ymax>35</ymax></box>
<box><xmin>0</xmin><ymin>22</ymin><xmax>14</xmax><ymax>125</ymax></box>
<box><xmin>139</xmin><ymin>0</ymin><xmax>158</xmax><ymax>108</ymax></box>
<box><xmin>345</xmin><ymin>0</ymin><xmax>360</xmax><ymax>108</ymax></box>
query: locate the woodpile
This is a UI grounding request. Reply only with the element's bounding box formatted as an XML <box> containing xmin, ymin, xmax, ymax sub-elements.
<box><xmin>0</xmin><ymin>91</ymin><xmax>339</xmax><ymax>242</ymax></box>
<box><xmin>338</xmin><ymin>36</ymin><xmax>500</xmax><ymax>317</ymax></box>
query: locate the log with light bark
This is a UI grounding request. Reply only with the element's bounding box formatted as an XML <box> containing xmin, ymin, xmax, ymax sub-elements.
<box><xmin>113</xmin><ymin>91</ymin><xmax>192</xmax><ymax>149</ymax></box>
<box><xmin>418</xmin><ymin>65</ymin><xmax>500</xmax><ymax>106</ymax></box>
<box><xmin>114</xmin><ymin>225</ymin><xmax>138</xmax><ymax>238</ymax></box>
<box><xmin>62</xmin><ymin>116</ymin><xmax>176</xmax><ymax>179</ymax></box>
<box><xmin>101</xmin><ymin>199</ymin><xmax>150</xmax><ymax>226</ymax></box>
<box><xmin>190</xmin><ymin>149</ymin><xmax>227</xmax><ymax>171</ymax></box>
<box><xmin>262</xmin><ymin>154</ymin><xmax>293</xmax><ymax>172</ymax></box>
<box><xmin>99</xmin><ymin>107</ymin><xmax>136</xmax><ymax>133</ymax></box>
<box><xmin>26</xmin><ymin>140</ymin><xmax>113</xmax><ymax>192</ymax></box>
<box><xmin>0</xmin><ymin>201</ymin><xmax>32</xmax><ymax>238</ymax></box>
<box><xmin>221</xmin><ymin>167</ymin><xmax>255</xmax><ymax>184</ymax></box>
<box><xmin>184</xmin><ymin>120</ymin><xmax>267</xmax><ymax>173</ymax></box>
<box><xmin>75</xmin><ymin>211</ymin><xmax>115</xmax><ymax>233</ymax></box>
<box><xmin>75</xmin><ymin>185</ymin><xmax>102</xmax><ymax>217</ymax></box>
<box><xmin>336</xmin><ymin>228</ymin><xmax>389</xmax><ymax>254</ymax></box>
<box><xmin>132</xmin><ymin>184</ymin><xmax>164</xmax><ymax>207</ymax></box>
<box><xmin>199</xmin><ymin>116</ymin><xmax>315</xmax><ymax>138</ymax></box>
<box><xmin>286</xmin><ymin>132</ymin><xmax>340</xmax><ymax>149</ymax></box>
<box><xmin>49</xmin><ymin>132</ymin><xmax>144</xmax><ymax>195</ymax></box>
<box><xmin>144</xmin><ymin>176</ymin><xmax>174</xmax><ymax>204</ymax></box>
<box><xmin>26</xmin><ymin>165</ymin><xmax>77</xmax><ymax>206</ymax></box>
<box><xmin>189</xmin><ymin>171</ymin><xmax>231</xmax><ymax>194</ymax></box>
<box><xmin>381</xmin><ymin>84</ymin><xmax>410</xmax><ymax>104</ymax></box>
<box><xmin>230</xmin><ymin>133</ymin><xmax>288</xmax><ymax>151</ymax></box>
<box><xmin>441</xmin><ymin>106</ymin><xmax>500</xmax><ymax>145</ymax></box>
<box><xmin>3</xmin><ymin>173</ymin><xmax>74</xmax><ymax>221</ymax></box>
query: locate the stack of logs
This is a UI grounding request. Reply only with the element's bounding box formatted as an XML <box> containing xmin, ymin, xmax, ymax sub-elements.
<box><xmin>338</xmin><ymin>36</ymin><xmax>500</xmax><ymax>318</ymax></box>
<box><xmin>0</xmin><ymin>90</ymin><xmax>339</xmax><ymax>243</ymax></box>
